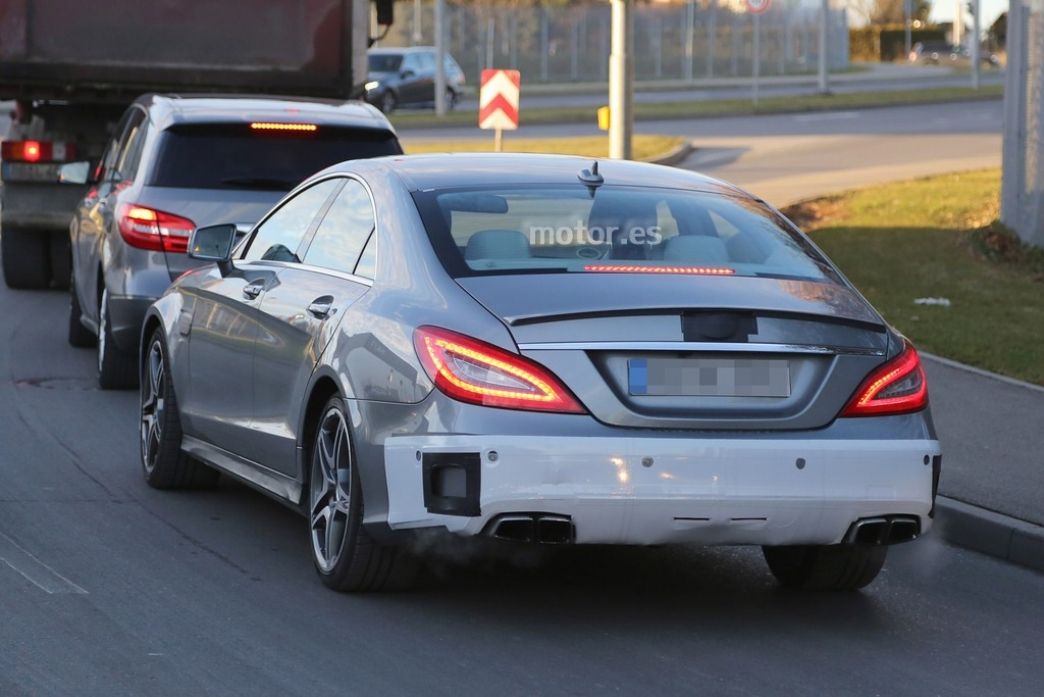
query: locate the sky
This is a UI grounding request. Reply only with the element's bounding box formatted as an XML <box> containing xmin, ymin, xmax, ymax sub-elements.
<box><xmin>929</xmin><ymin>0</ymin><xmax>1007</xmax><ymax>31</ymax></box>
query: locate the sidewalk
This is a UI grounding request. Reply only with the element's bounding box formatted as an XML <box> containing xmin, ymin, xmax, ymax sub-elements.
<box><xmin>924</xmin><ymin>356</ymin><xmax>1044</xmax><ymax>526</ymax></box>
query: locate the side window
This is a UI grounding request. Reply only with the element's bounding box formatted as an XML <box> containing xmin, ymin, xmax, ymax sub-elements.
<box><xmin>243</xmin><ymin>179</ymin><xmax>341</xmax><ymax>263</ymax></box>
<box><xmin>302</xmin><ymin>179</ymin><xmax>375</xmax><ymax>275</ymax></box>
<box><xmin>401</xmin><ymin>54</ymin><xmax>420</xmax><ymax>74</ymax></box>
<box><xmin>417</xmin><ymin>52</ymin><xmax>435</xmax><ymax>72</ymax></box>
<box><xmin>99</xmin><ymin>110</ymin><xmax>133</xmax><ymax>183</ymax></box>
<box><xmin>114</xmin><ymin>110</ymin><xmax>148</xmax><ymax>184</ymax></box>
<box><xmin>354</xmin><ymin>233</ymin><xmax>377</xmax><ymax>280</ymax></box>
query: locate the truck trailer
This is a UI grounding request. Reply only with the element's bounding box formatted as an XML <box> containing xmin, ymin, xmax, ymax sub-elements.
<box><xmin>0</xmin><ymin>0</ymin><xmax>392</xmax><ymax>289</ymax></box>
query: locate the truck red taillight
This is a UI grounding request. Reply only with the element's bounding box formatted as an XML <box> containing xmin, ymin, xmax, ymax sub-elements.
<box><xmin>414</xmin><ymin>326</ymin><xmax>586</xmax><ymax>414</ymax></box>
<box><xmin>117</xmin><ymin>204</ymin><xmax>195</xmax><ymax>253</ymax></box>
<box><xmin>1</xmin><ymin>140</ymin><xmax>78</xmax><ymax>163</ymax></box>
<box><xmin>842</xmin><ymin>342</ymin><xmax>928</xmax><ymax>417</ymax></box>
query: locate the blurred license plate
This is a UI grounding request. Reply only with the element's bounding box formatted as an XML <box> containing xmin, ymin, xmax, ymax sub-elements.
<box><xmin>1</xmin><ymin>162</ymin><xmax>63</xmax><ymax>183</ymax></box>
<box><xmin>628</xmin><ymin>357</ymin><xmax>791</xmax><ymax>397</ymax></box>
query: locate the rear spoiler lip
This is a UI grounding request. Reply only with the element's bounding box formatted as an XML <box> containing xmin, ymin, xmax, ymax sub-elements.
<box><xmin>504</xmin><ymin>307</ymin><xmax>887</xmax><ymax>333</ymax></box>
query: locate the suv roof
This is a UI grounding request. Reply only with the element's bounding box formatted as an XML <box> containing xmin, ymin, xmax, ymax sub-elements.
<box><xmin>134</xmin><ymin>94</ymin><xmax>394</xmax><ymax>133</ymax></box>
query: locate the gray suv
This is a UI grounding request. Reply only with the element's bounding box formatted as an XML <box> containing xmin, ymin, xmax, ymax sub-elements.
<box><xmin>65</xmin><ymin>94</ymin><xmax>401</xmax><ymax>388</ymax></box>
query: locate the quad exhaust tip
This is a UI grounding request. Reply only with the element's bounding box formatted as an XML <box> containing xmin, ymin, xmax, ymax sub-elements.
<box><xmin>487</xmin><ymin>514</ymin><xmax>575</xmax><ymax>544</ymax></box>
<box><xmin>845</xmin><ymin>515</ymin><xmax>921</xmax><ymax>546</ymax></box>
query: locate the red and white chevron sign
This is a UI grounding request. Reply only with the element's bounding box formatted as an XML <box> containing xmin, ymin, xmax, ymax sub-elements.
<box><xmin>479</xmin><ymin>69</ymin><xmax>521</xmax><ymax>131</ymax></box>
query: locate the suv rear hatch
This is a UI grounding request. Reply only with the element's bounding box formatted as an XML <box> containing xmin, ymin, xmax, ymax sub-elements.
<box><xmin>140</xmin><ymin>121</ymin><xmax>401</xmax><ymax>279</ymax></box>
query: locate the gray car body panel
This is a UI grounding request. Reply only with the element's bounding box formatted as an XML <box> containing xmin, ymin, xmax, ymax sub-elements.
<box><xmin>143</xmin><ymin>154</ymin><xmax>935</xmax><ymax>539</ymax></box>
<box><xmin>71</xmin><ymin>94</ymin><xmax>398</xmax><ymax>351</ymax></box>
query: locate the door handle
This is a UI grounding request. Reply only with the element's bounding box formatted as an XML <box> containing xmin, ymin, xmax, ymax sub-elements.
<box><xmin>242</xmin><ymin>282</ymin><xmax>264</xmax><ymax>300</ymax></box>
<box><xmin>307</xmin><ymin>296</ymin><xmax>334</xmax><ymax>319</ymax></box>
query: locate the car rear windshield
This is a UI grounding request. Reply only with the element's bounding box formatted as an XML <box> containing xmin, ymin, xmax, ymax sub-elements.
<box><xmin>149</xmin><ymin>124</ymin><xmax>401</xmax><ymax>191</ymax></box>
<box><xmin>369</xmin><ymin>54</ymin><xmax>403</xmax><ymax>72</ymax></box>
<box><xmin>413</xmin><ymin>185</ymin><xmax>839</xmax><ymax>283</ymax></box>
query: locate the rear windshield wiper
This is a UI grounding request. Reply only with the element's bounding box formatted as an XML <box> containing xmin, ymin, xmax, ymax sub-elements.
<box><xmin>219</xmin><ymin>176</ymin><xmax>296</xmax><ymax>190</ymax></box>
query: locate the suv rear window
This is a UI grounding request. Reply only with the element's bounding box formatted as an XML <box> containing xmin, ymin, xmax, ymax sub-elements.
<box><xmin>149</xmin><ymin>123</ymin><xmax>401</xmax><ymax>191</ymax></box>
<box><xmin>413</xmin><ymin>185</ymin><xmax>839</xmax><ymax>283</ymax></box>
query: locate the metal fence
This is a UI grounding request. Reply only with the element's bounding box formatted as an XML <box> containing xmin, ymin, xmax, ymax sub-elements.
<box><xmin>1002</xmin><ymin>0</ymin><xmax>1044</xmax><ymax>248</ymax></box>
<box><xmin>379</xmin><ymin>1</ymin><xmax>849</xmax><ymax>84</ymax></box>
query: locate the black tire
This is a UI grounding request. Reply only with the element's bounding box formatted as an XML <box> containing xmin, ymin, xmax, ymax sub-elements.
<box><xmin>446</xmin><ymin>88</ymin><xmax>459</xmax><ymax>111</ymax></box>
<box><xmin>1</xmin><ymin>227</ymin><xmax>51</xmax><ymax>289</ymax></box>
<box><xmin>140</xmin><ymin>330</ymin><xmax>220</xmax><ymax>489</ymax></box>
<box><xmin>379</xmin><ymin>91</ymin><xmax>397</xmax><ymax>114</ymax></box>
<box><xmin>763</xmin><ymin>544</ymin><xmax>887</xmax><ymax>591</ymax></box>
<box><xmin>308</xmin><ymin>396</ymin><xmax>418</xmax><ymax>592</ymax></box>
<box><xmin>68</xmin><ymin>269</ymin><xmax>96</xmax><ymax>348</ymax></box>
<box><xmin>97</xmin><ymin>288</ymin><xmax>139</xmax><ymax>390</ymax></box>
<box><xmin>49</xmin><ymin>232</ymin><xmax>71</xmax><ymax>290</ymax></box>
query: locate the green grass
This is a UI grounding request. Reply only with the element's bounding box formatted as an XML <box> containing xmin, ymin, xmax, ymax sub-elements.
<box><xmin>402</xmin><ymin>134</ymin><xmax>687</xmax><ymax>161</ymax></box>
<box><xmin>390</xmin><ymin>84</ymin><xmax>1003</xmax><ymax>130</ymax></box>
<box><xmin>786</xmin><ymin>169</ymin><xmax>1044</xmax><ymax>385</ymax></box>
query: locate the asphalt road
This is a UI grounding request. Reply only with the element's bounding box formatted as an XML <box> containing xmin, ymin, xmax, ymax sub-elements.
<box><xmin>1</xmin><ymin>245</ymin><xmax>1043</xmax><ymax>697</ymax></box>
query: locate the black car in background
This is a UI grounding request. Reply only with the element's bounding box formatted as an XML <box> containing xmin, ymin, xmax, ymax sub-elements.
<box><xmin>365</xmin><ymin>47</ymin><xmax>466</xmax><ymax>113</ymax></box>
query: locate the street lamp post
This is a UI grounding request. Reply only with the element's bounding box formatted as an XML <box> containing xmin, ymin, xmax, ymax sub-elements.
<box><xmin>970</xmin><ymin>0</ymin><xmax>981</xmax><ymax>90</ymax></box>
<box><xmin>609</xmin><ymin>0</ymin><xmax>634</xmax><ymax>160</ymax></box>
<box><xmin>904</xmin><ymin>0</ymin><xmax>912</xmax><ymax>58</ymax></box>
<box><xmin>434</xmin><ymin>0</ymin><xmax>447</xmax><ymax>116</ymax></box>
<box><xmin>817</xmin><ymin>0</ymin><xmax>829</xmax><ymax>94</ymax></box>
<box><xmin>413</xmin><ymin>0</ymin><xmax>423</xmax><ymax>44</ymax></box>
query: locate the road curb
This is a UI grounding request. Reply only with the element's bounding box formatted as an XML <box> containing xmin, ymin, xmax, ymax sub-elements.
<box><xmin>921</xmin><ymin>352</ymin><xmax>1044</xmax><ymax>394</ymax></box>
<box><xmin>645</xmin><ymin>141</ymin><xmax>696</xmax><ymax>167</ymax></box>
<box><xmin>934</xmin><ymin>496</ymin><xmax>1044</xmax><ymax>573</ymax></box>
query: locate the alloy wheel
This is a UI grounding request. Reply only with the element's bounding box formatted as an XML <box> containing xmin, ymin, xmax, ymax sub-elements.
<box><xmin>97</xmin><ymin>290</ymin><xmax>108</xmax><ymax>373</ymax></box>
<box><xmin>140</xmin><ymin>341</ymin><xmax>166</xmax><ymax>473</ymax></box>
<box><xmin>310</xmin><ymin>407</ymin><xmax>353</xmax><ymax>573</ymax></box>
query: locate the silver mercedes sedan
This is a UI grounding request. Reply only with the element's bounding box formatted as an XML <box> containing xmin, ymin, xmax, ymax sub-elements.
<box><xmin>139</xmin><ymin>154</ymin><xmax>940</xmax><ymax>593</ymax></box>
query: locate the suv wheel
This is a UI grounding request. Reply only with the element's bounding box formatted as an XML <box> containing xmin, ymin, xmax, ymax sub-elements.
<box><xmin>380</xmin><ymin>91</ymin><xmax>397</xmax><ymax>114</ymax></box>
<box><xmin>68</xmin><ymin>269</ymin><xmax>96</xmax><ymax>348</ymax></box>
<box><xmin>97</xmin><ymin>288</ymin><xmax>138</xmax><ymax>390</ymax></box>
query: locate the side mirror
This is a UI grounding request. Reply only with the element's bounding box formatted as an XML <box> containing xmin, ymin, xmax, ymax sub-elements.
<box><xmin>58</xmin><ymin>161</ymin><xmax>92</xmax><ymax>185</ymax></box>
<box><xmin>188</xmin><ymin>224</ymin><xmax>238</xmax><ymax>275</ymax></box>
<box><xmin>400</xmin><ymin>69</ymin><xmax>415</xmax><ymax>79</ymax></box>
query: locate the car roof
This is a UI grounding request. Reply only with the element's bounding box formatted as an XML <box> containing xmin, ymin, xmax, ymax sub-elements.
<box><xmin>134</xmin><ymin>94</ymin><xmax>395</xmax><ymax>133</ymax></box>
<box><xmin>336</xmin><ymin>153</ymin><xmax>749</xmax><ymax>198</ymax></box>
<box><xmin>369</xmin><ymin>46</ymin><xmax>436</xmax><ymax>55</ymax></box>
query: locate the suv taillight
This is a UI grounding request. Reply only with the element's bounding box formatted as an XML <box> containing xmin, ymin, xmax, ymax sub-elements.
<box><xmin>117</xmin><ymin>204</ymin><xmax>195</xmax><ymax>253</ymax></box>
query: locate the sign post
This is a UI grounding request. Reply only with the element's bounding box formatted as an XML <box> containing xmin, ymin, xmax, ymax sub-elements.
<box><xmin>479</xmin><ymin>69</ymin><xmax>520</xmax><ymax>153</ymax></box>
<box><xmin>746</xmin><ymin>0</ymin><xmax>771</xmax><ymax>108</ymax></box>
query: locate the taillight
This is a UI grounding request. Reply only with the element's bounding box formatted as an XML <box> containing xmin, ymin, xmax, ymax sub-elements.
<box><xmin>117</xmin><ymin>204</ymin><xmax>195</xmax><ymax>253</ymax></box>
<box><xmin>414</xmin><ymin>326</ymin><xmax>586</xmax><ymax>414</ymax></box>
<box><xmin>842</xmin><ymin>342</ymin><xmax>928</xmax><ymax>417</ymax></box>
<box><xmin>1</xmin><ymin>140</ymin><xmax>77</xmax><ymax>163</ymax></box>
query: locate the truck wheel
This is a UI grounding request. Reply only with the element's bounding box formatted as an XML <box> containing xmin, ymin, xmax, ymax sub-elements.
<box><xmin>308</xmin><ymin>396</ymin><xmax>418</xmax><ymax>592</ymax></box>
<box><xmin>1</xmin><ymin>228</ymin><xmax>51</xmax><ymax>289</ymax></box>
<box><xmin>49</xmin><ymin>232</ymin><xmax>71</xmax><ymax>290</ymax></box>
<box><xmin>140</xmin><ymin>330</ymin><xmax>219</xmax><ymax>489</ymax></box>
<box><xmin>97</xmin><ymin>288</ymin><xmax>139</xmax><ymax>390</ymax></box>
<box><xmin>379</xmin><ymin>91</ymin><xmax>397</xmax><ymax>114</ymax></box>
<box><xmin>763</xmin><ymin>544</ymin><xmax>887</xmax><ymax>591</ymax></box>
<box><xmin>68</xmin><ymin>270</ymin><xmax>96</xmax><ymax>348</ymax></box>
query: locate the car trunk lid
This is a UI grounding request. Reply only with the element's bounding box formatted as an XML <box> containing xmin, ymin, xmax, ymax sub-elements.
<box><xmin>456</xmin><ymin>274</ymin><xmax>890</xmax><ymax>430</ymax></box>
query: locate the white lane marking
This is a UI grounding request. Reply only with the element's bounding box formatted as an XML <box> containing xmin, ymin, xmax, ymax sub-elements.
<box><xmin>792</xmin><ymin>111</ymin><xmax>859</xmax><ymax>122</ymax></box>
<box><xmin>0</xmin><ymin>531</ymin><xmax>88</xmax><ymax>595</ymax></box>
